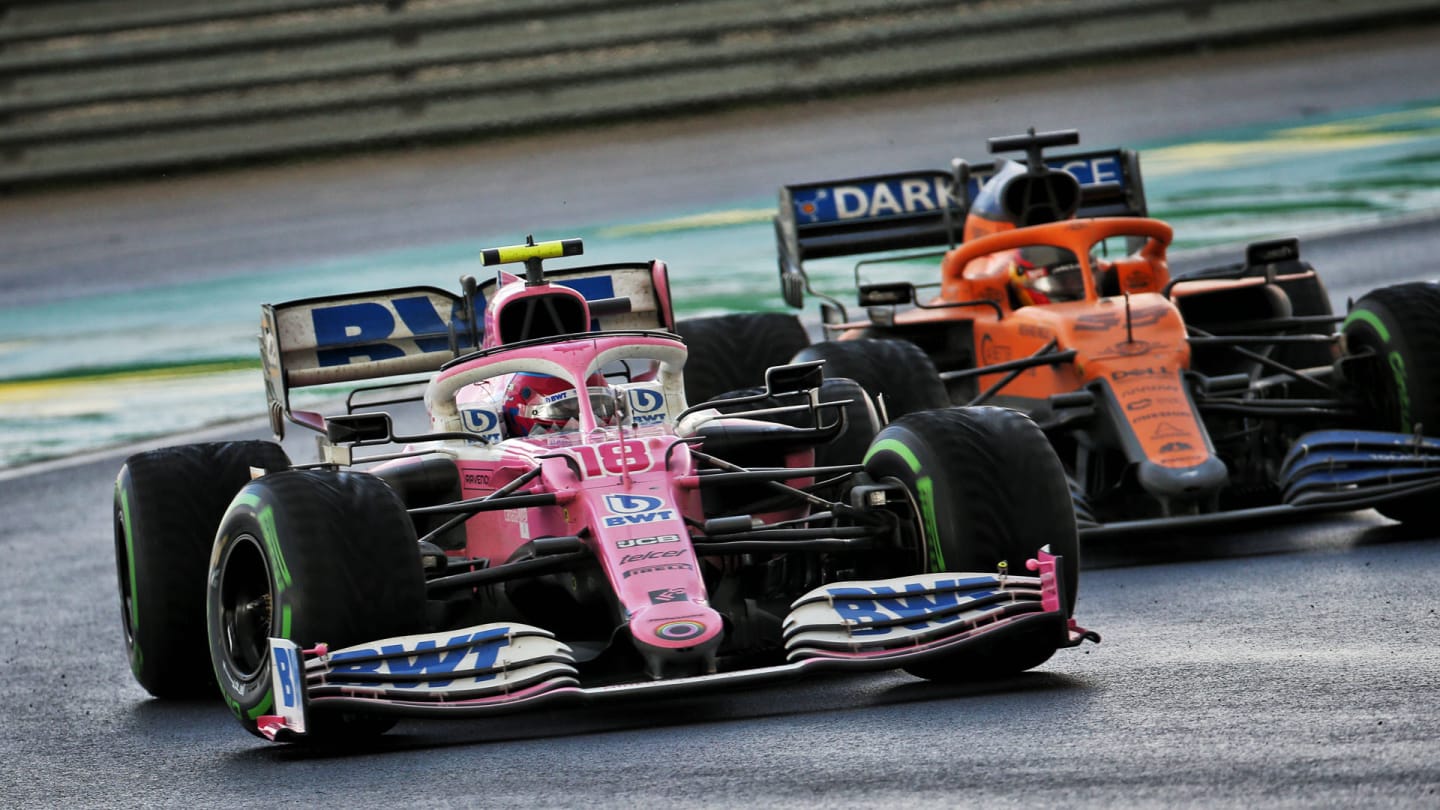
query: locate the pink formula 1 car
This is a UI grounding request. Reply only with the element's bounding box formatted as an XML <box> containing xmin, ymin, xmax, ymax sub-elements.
<box><xmin>113</xmin><ymin>238</ymin><xmax>1096</xmax><ymax>743</ymax></box>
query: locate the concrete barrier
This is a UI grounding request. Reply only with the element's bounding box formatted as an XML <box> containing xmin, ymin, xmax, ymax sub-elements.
<box><xmin>0</xmin><ymin>0</ymin><xmax>1435</xmax><ymax>188</ymax></box>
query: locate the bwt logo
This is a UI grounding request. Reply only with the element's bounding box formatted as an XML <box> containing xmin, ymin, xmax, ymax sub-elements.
<box><xmin>311</xmin><ymin>296</ymin><xmax>454</xmax><ymax>367</ymax></box>
<box><xmin>602</xmin><ymin>493</ymin><xmax>675</xmax><ymax>528</ymax></box>
<box><xmin>628</xmin><ymin>387</ymin><xmax>666</xmax><ymax>426</ymax></box>
<box><xmin>462</xmin><ymin>408</ymin><xmax>501</xmax><ymax>437</ymax></box>
<box><xmin>273</xmin><ymin>644</ymin><xmax>301</xmax><ymax>709</ymax></box>
<box><xmin>605</xmin><ymin>494</ymin><xmax>664</xmax><ymax>514</ymax></box>
<box><xmin>825</xmin><ymin>578</ymin><xmax>996</xmax><ymax>635</ymax></box>
<box><xmin>327</xmin><ymin>628</ymin><xmax>512</xmax><ymax>688</ymax></box>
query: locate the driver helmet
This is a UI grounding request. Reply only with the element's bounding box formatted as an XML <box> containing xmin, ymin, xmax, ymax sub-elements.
<box><xmin>503</xmin><ymin>372</ymin><xmax>620</xmax><ymax>436</ymax></box>
<box><xmin>1009</xmin><ymin>246</ymin><xmax>1086</xmax><ymax>306</ymax></box>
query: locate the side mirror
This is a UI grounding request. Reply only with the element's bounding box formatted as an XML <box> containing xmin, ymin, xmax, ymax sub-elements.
<box><xmin>857</xmin><ymin>282</ymin><xmax>915</xmax><ymax>307</ymax></box>
<box><xmin>764</xmin><ymin>360</ymin><xmax>825</xmax><ymax>396</ymax></box>
<box><xmin>325</xmin><ymin>413</ymin><xmax>394</xmax><ymax>445</ymax></box>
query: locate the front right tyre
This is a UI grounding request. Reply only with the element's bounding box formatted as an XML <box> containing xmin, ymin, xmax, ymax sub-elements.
<box><xmin>862</xmin><ymin>407</ymin><xmax>1078</xmax><ymax>681</ymax></box>
<box><xmin>1340</xmin><ymin>282</ymin><xmax>1440</xmax><ymax>524</ymax></box>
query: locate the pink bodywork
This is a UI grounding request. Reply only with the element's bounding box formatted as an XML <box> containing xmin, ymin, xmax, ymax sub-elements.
<box><xmin>424</xmin><ymin>331</ymin><xmax>808</xmax><ymax>660</ymax></box>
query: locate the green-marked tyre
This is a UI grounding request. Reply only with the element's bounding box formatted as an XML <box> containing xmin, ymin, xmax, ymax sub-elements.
<box><xmin>792</xmin><ymin>338</ymin><xmax>950</xmax><ymax>420</ymax></box>
<box><xmin>676</xmin><ymin>312</ymin><xmax>810</xmax><ymax>405</ymax></box>
<box><xmin>1341</xmin><ymin>282</ymin><xmax>1440</xmax><ymax>523</ymax></box>
<box><xmin>114</xmin><ymin>440</ymin><xmax>290</xmax><ymax>699</ymax></box>
<box><xmin>862</xmin><ymin>407</ymin><xmax>1078</xmax><ymax>681</ymax></box>
<box><xmin>207</xmin><ymin>469</ymin><xmax>427</xmax><ymax>739</ymax></box>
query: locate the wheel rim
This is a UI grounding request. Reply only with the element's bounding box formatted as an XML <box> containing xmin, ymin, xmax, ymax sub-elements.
<box><xmin>217</xmin><ymin>533</ymin><xmax>273</xmax><ymax>681</ymax></box>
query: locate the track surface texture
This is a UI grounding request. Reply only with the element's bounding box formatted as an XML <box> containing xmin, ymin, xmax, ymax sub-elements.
<box><xmin>2</xmin><ymin>24</ymin><xmax>1439</xmax><ymax>809</ymax></box>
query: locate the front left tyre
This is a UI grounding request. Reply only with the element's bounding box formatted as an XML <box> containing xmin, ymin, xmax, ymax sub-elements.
<box><xmin>207</xmin><ymin>469</ymin><xmax>428</xmax><ymax>739</ymax></box>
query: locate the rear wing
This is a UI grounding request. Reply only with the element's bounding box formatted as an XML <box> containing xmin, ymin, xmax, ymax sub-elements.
<box><xmin>260</xmin><ymin>261</ymin><xmax>676</xmax><ymax>436</ymax></box>
<box><xmin>776</xmin><ymin>148</ymin><xmax>1147</xmax><ymax>306</ymax></box>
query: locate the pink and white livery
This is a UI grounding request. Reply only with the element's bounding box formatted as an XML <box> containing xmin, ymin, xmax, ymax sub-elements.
<box><xmin>112</xmin><ymin>237</ymin><xmax>1097</xmax><ymax>744</ymax></box>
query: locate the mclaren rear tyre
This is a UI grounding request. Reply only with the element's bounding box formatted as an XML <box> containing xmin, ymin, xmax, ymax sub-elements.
<box><xmin>1272</xmin><ymin>272</ymin><xmax>1337</xmax><ymax>371</ymax></box>
<box><xmin>114</xmin><ymin>440</ymin><xmax>290</xmax><ymax>699</ymax></box>
<box><xmin>676</xmin><ymin>312</ymin><xmax>810</xmax><ymax>405</ymax></box>
<box><xmin>1341</xmin><ymin>282</ymin><xmax>1440</xmax><ymax>523</ymax></box>
<box><xmin>208</xmin><ymin>469</ymin><xmax>427</xmax><ymax>740</ymax></box>
<box><xmin>863</xmin><ymin>407</ymin><xmax>1079</xmax><ymax>681</ymax></box>
<box><xmin>791</xmin><ymin>338</ymin><xmax>949</xmax><ymax>421</ymax></box>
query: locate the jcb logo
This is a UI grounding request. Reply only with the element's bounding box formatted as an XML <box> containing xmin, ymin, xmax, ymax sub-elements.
<box><xmin>616</xmin><ymin>534</ymin><xmax>681</xmax><ymax>549</ymax></box>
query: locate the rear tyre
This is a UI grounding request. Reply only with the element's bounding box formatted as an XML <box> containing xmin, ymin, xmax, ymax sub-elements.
<box><xmin>677</xmin><ymin>313</ymin><xmax>810</xmax><ymax>405</ymax></box>
<box><xmin>792</xmin><ymin>339</ymin><xmax>949</xmax><ymax>420</ymax></box>
<box><xmin>707</xmin><ymin>377</ymin><xmax>880</xmax><ymax>467</ymax></box>
<box><xmin>863</xmin><ymin>407</ymin><xmax>1078</xmax><ymax>681</ymax></box>
<box><xmin>1271</xmin><ymin>273</ymin><xmax>1336</xmax><ymax>371</ymax></box>
<box><xmin>208</xmin><ymin>470</ymin><xmax>427</xmax><ymax>739</ymax></box>
<box><xmin>114</xmin><ymin>441</ymin><xmax>290</xmax><ymax>699</ymax></box>
<box><xmin>1340</xmin><ymin>282</ymin><xmax>1440</xmax><ymax>523</ymax></box>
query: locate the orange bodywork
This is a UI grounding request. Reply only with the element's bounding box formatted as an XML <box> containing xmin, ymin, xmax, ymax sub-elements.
<box><xmin>841</xmin><ymin>217</ymin><xmax>1219</xmax><ymax>473</ymax></box>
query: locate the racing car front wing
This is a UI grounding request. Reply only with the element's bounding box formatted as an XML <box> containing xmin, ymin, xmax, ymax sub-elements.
<box><xmin>1074</xmin><ymin>429</ymin><xmax>1440</xmax><ymax>537</ymax></box>
<box><xmin>257</xmin><ymin>551</ymin><xmax>1094</xmax><ymax>742</ymax></box>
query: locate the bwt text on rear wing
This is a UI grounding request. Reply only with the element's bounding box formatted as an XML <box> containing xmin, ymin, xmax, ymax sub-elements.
<box><xmin>260</xmin><ymin>262</ymin><xmax>676</xmax><ymax>437</ymax></box>
<box><xmin>774</xmin><ymin>148</ymin><xmax>1146</xmax><ymax>307</ymax></box>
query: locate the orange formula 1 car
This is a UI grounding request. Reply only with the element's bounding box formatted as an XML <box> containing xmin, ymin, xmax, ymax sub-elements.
<box><xmin>757</xmin><ymin>128</ymin><xmax>1440</xmax><ymax>535</ymax></box>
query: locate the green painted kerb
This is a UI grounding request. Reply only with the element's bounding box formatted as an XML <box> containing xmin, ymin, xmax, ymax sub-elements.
<box><xmin>258</xmin><ymin>505</ymin><xmax>292</xmax><ymax>590</ymax></box>
<box><xmin>864</xmin><ymin>439</ymin><xmax>945</xmax><ymax>571</ymax></box>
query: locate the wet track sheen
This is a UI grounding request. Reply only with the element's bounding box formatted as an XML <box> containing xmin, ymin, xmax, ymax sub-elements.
<box><xmin>2</xmin><ymin>25</ymin><xmax>1440</xmax><ymax>809</ymax></box>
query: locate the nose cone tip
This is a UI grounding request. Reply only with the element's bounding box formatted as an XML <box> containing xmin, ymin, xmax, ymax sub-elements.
<box><xmin>1137</xmin><ymin>455</ymin><xmax>1229</xmax><ymax>500</ymax></box>
<box><xmin>629</xmin><ymin>604</ymin><xmax>725</xmax><ymax>651</ymax></box>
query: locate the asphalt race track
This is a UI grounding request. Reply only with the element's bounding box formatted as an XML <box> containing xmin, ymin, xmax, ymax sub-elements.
<box><xmin>2</xmin><ymin>25</ymin><xmax>1439</xmax><ymax>809</ymax></box>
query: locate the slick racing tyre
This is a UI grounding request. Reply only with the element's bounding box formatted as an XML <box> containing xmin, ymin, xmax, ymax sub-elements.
<box><xmin>791</xmin><ymin>338</ymin><xmax>949</xmax><ymax>421</ymax></box>
<box><xmin>677</xmin><ymin>312</ymin><xmax>810</xmax><ymax>405</ymax></box>
<box><xmin>1271</xmin><ymin>272</ymin><xmax>1336</xmax><ymax>371</ymax></box>
<box><xmin>863</xmin><ymin>407</ymin><xmax>1079</xmax><ymax>681</ymax></box>
<box><xmin>208</xmin><ymin>469</ymin><xmax>427</xmax><ymax>739</ymax></box>
<box><xmin>1341</xmin><ymin>282</ymin><xmax>1440</xmax><ymax>523</ymax></box>
<box><xmin>114</xmin><ymin>440</ymin><xmax>290</xmax><ymax>699</ymax></box>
